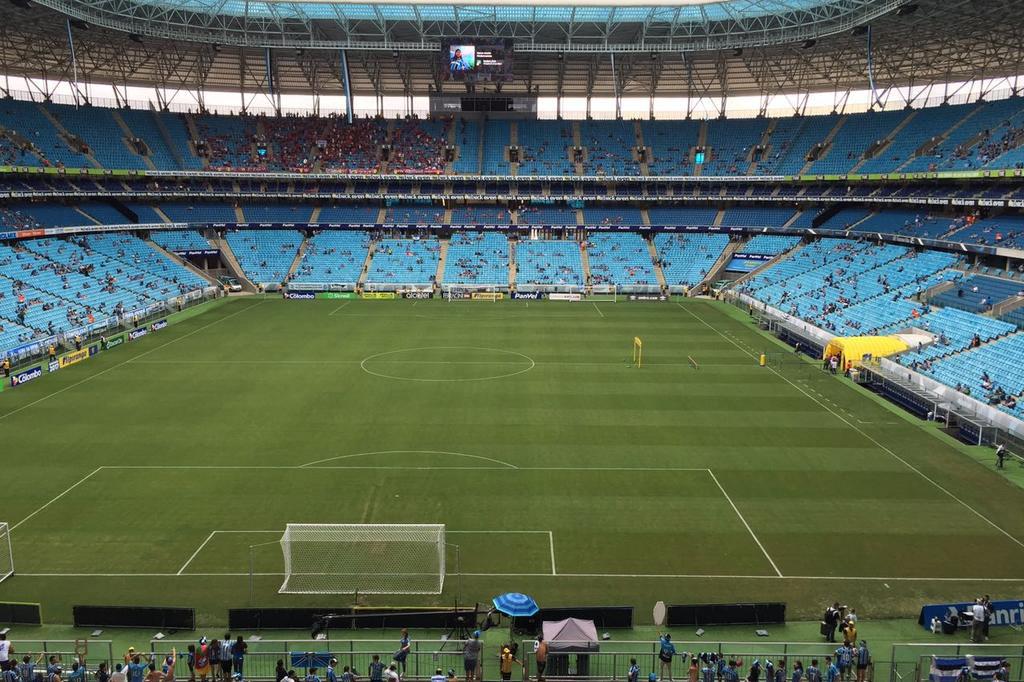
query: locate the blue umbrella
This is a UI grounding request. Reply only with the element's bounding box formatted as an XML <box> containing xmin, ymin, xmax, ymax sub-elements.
<box><xmin>492</xmin><ymin>592</ymin><xmax>540</xmax><ymax>617</ymax></box>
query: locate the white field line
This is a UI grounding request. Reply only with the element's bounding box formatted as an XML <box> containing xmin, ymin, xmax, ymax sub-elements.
<box><xmin>176</xmin><ymin>531</ymin><xmax>217</xmax><ymax>575</ymax></box>
<box><xmin>707</xmin><ymin>469</ymin><xmax>784</xmax><ymax>577</ymax></box>
<box><xmin>0</xmin><ymin>299</ymin><xmax>267</xmax><ymax>423</ymax></box>
<box><xmin>549</xmin><ymin>531</ymin><xmax>557</xmax><ymax>575</ymax></box>
<box><xmin>678</xmin><ymin>302</ymin><xmax>1024</xmax><ymax>551</ymax></box>
<box><xmin>328</xmin><ymin>301</ymin><xmax>352</xmax><ymax>316</ymax></box>
<box><xmin>592</xmin><ymin>303</ymin><xmax>605</xmax><ymax>318</ymax></box>
<box><xmin>15</xmin><ymin>572</ymin><xmax>1024</xmax><ymax>582</ymax></box>
<box><xmin>10</xmin><ymin>467</ymin><xmax>103</xmax><ymax>532</ymax></box>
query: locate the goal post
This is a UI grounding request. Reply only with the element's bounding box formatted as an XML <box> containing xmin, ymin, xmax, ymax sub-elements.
<box><xmin>632</xmin><ymin>337</ymin><xmax>643</xmax><ymax>369</ymax></box>
<box><xmin>0</xmin><ymin>522</ymin><xmax>13</xmax><ymax>584</ymax></box>
<box><xmin>278</xmin><ymin>524</ymin><xmax>445</xmax><ymax>595</ymax></box>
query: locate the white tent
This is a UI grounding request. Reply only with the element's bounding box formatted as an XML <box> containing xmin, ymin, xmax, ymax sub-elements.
<box><xmin>542</xmin><ymin>617</ymin><xmax>600</xmax><ymax>652</ymax></box>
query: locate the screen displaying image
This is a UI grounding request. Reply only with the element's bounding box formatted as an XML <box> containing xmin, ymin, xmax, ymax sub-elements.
<box><xmin>442</xmin><ymin>39</ymin><xmax>513</xmax><ymax>82</ymax></box>
<box><xmin>448</xmin><ymin>45</ymin><xmax>476</xmax><ymax>74</ymax></box>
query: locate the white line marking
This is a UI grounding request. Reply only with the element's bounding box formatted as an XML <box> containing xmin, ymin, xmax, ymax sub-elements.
<box><xmin>300</xmin><ymin>450</ymin><xmax>519</xmax><ymax>469</ymax></box>
<box><xmin>15</xmin><ymin>572</ymin><xmax>1024</xmax><ymax>582</ymax></box>
<box><xmin>0</xmin><ymin>299</ymin><xmax>267</xmax><ymax>423</ymax></box>
<box><xmin>101</xmin><ymin>465</ymin><xmax>710</xmax><ymax>472</ymax></box>
<box><xmin>680</xmin><ymin>303</ymin><xmax>1024</xmax><ymax>551</ymax></box>
<box><xmin>328</xmin><ymin>301</ymin><xmax>351</xmax><ymax>316</ymax></box>
<box><xmin>707</xmin><ymin>469</ymin><xmax>783</xmax><ymax>577</ymax></box>
<box><xmin>177</xmin><ymin>531</ymin><xmax>217</xmax><ymax>575</ymax></box>
<box><xmin>592</xmin><ymin>302</ymin><xmax>605</xmax><ymax>318</ymax></box>
<box><xmin>10</xmin><ymin>467</ymin><xmax>103</xmax><ymax>532</ymax></box>
<box><xmin>131</xmin><ymin>359</ymin><xmax>758</xmax><ymax>367</ymax></box>
<box><xmin>548</xmin><ymin>531</ymin><xmax>557</xmax><ymax>576</ymax></box>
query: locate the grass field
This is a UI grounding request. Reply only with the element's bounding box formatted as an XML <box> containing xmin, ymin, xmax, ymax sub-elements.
<box><xmin>3</xmin><ymin>295</ymin><xmax>1024</xmax><ymax>627</ymax></box>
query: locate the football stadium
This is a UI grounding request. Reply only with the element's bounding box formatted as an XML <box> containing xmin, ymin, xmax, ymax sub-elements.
<box><xmin>2</xmin><ymin>0</ymin><xmax>1024</xmax><ymax>680</ymax></box>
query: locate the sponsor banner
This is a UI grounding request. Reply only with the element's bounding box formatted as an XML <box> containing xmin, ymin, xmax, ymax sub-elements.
<box><xmin>105</xmin><ymin>334</ymin><xmax>125</xmax><ymax>349</ymax></box>
<box><xmin>129</xmin><ymin>327</ymin><xmax>149</xmax><ymax>341</ymax></box>
<box><xmin>315</xmin><ymin>292</ymin><xmax>357</xmax><ymax>300</ymax></box>
<box><xmin>48</xmin><ymin>361</ymin><xmax>59</xmax><ymax>372</ymax></box>
<box><xmin>731</xmin><ymin>252</ymin><xmax>775</xmax><ymax>262</ymax></box>
<box><xmin>919</xmin><ymin>599</ymin><xmax>1024</xmax><ymax>629</ymax></box>
<box><xmin>511</xmin><ymin>291</ymin><xmax>544</xmax><ymax>300</ymax></box>
<box><xmin>11</xmin><ymin>365</ymin><xmax>43</xmax><ymax>387</ymax></box>
<box><xmin>447</xmin><ymin>291</ymin><xmax>472</xmax><ymax>300</ymax></box>
<box><xmin>549</xmin><ymin>293</ymin><xmax>582</xmax><ymax>302</ymax></box>
<box><xmin>283</xmin><ymin>291</ymin><xmax>316</xmax><ymax>300</ymax></box>
<box><xmin>59</xmin><ymin>348</ymin><xmax>91</xmax><ymax>369</ymax></box>
<box><xmin>403</xmin><ymin>291</ymin><xmax>433</xmax><ymax>300</ymax></box>
<box><xmin>173</xmin><ymin>249</ymin><xmax>220</xmax><ymax>257</ymax></box>
<box><xmin>471</xmin><ymin>292</ymin><xmax>503</xmax><ymax>300</ymax></box>
<box><xmin>362</xmin><ymin>292</ymin><xmax>397</xmax><ymax>300</ymax></box>
<box><xmin>627</xmin><ymin>294</ymin><xmax>669</xmax><ymax>301</ymax></box>
<box><xmin>88</xmin><ymin>343</ymin><xmax>100</xmax><ymax>356</ymax></box>
<box><xmin>150</xmin><ymin>319</ymin><xmax>169</xmax><ymax>331</ymax></box>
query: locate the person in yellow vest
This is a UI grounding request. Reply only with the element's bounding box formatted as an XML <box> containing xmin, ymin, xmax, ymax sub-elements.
<box><xmin>2</xmin><ymin>357</ymin><xmax>10</xmax><ymax>378</ymax></box>
<box><xmin>499</xmin><ymin>646</ymin><xmax>521</xmax><ymax>682</ymax></box>
<box><xmin>74</xmin><ymin>335</ymin><xmax>82</xmax><ymax>351</ymax></box>
<box><xmin>48</xmin><ymin>344</ymin><xmax>57</xmax><ymax>362</ymax></box>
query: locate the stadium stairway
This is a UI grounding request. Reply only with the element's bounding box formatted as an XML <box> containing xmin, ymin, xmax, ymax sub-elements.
<box><xmin>992</xmin><ymin>293</ymin><xmax>1024</xmax><ymax>319</ymax></box>
<box><xmin>634</xmin><ymin>121</ymin><xmax>650</xmax><ymax>175</ymax></box>
<box><xmin>645</xmin><ymin>236</ymin><xmax>668</xmax><ymax>290</ymax></box>
<box><xmin>897</xmin><ymin>106</ymin><xmax>982</xmax><ymax>171</ymax></box>
<box><xmin>182</xmin><ymin>114</ymin><xmax>209</xmax><ymax>169</ymax></box>
<box><xmin>508</xmin><ymin>239</ymin><xmax>517</xmax><ymax>287</ymax></box>
<box><xmin>147</xmin><ymin>238</ymin><xmax>220</xmax><ymax>286</ymax></box>
<box><xmin>435</xmin><ymin>237</ymin><xmax>450</xmax><ymax>290</ymax></box>
<box><xmin>571</xmin><ymin>122</ymin><xmax>584</xmax><ymax>176</ymax></box>
<box><xmin>309</xmin><ymin>206</ymin><xmax>322</xmax><ymax>222</ymax></box>
<box><xmin>920</xmin><ymin>277</ymin><xmax>960</xmax><ymax>303</ymax></box>
<box><xmin>508</xmin><ymin>121</ymin><xmax>519</xmax><ymax>176</ymax></box>
<box><xmin>579</xmin><ymin>239</ymin><xmax>592</xmax><ymax>288</ymax></box>
<box><xmin>694</xmin><ymin>120</ymin><xmax>708</xmax><ymax>176</ymax></box>
<box><xmin>234</xmin><ymin>205</ymin><xmax>245</xmax><ymax>222</ymax></box>
<box><xmin>747</xmin><ymin>120</ymin><xmax>777</xmax><ymax>174</ymax></box>
<box><xmin>850</xmin><ymin>109</ymin><xmax>919</xmax><ymax>174</ymax></box>
<box><xmin>357</xmin><ymin>239</ymin><xmax>376</xmax><ymax>288</ymax></box>
<box><xmin>696</xmin><ymin>238</ymin><xmax>743</xmax><ymax>292</ymax></box>
<box><xmin>731</xmin><ymin>239</ymin><xmax>805</xmax><ymax>287</ymax></box>
<box><xmin>110</xmin><ymin>110</ymin><xmax>157</xmax><ymax>171</ymax></box>
<box><xmin>151</xmin><ymin>107</ymin><xmax>189</xmax><ymax>169</ymax></box>
<box><xmin>152</xmin><ymin>205</ymin><xmax>172</xmax><ymax>223</ymax></box>
<box><xmin>37</xmin><ymin>104</ymin><xmax>102</xmax><ymax>169</ymax></box>
<box><xmin>286</xmin><ymin>234</ymin><xmax>310</xmax><ymax>282</ymax></box>
<box><xmin>211</xmin><ymin>235</ymin><xmax>258</xmax><ymax>292</ymax></box>
<box><xmin>797</xmin><ymin>115</ymin><xmax>848</xmax><ymax>175</ymax></box>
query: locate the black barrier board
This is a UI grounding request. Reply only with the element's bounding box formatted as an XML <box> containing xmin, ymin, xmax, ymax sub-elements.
<box><xmin>73</xmin><ymin>605</ymin><xmax>195</xmax><ymax>629</ymax></box>
<box><xmin>0</xmin><ymin>602</ymin><xmax>42</xmax><ymax>625</ymax></box>
<box><xmin>667</xmin><ymin>602</ymin><xmax>785</xmax><ymax>626</ymax></box>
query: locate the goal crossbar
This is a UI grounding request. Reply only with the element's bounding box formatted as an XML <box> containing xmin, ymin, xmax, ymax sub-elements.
<box><xmin>279</xmin><ymin>523</ymin><xmax>445</xmax><ymax>595</ymax></box>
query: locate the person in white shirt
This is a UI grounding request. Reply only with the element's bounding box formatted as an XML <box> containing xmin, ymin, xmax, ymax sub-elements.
<box><xmin>0</xmin><ymin>634</ymin><xmax>12</xmax><ymax>672</ymax></box>
<box><xmin>385</xmin><ymin>666</ymin><xmax>400</xmax><ymax>682</ymax></box>
<box><xmin>971</xmin><ymin>599</ymin><xmax>986</xmax><ymax>643</ymax></box>
<box><xmin>111</xmin><ymin>664</ymin><xmax>128</xmax><ymax>682</ymax></box>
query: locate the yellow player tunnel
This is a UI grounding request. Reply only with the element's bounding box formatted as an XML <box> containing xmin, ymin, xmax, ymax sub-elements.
<box><xmin>823</xmin><ymin>335</ymin><xmax>910</xmax><ymax>368</ymax></box>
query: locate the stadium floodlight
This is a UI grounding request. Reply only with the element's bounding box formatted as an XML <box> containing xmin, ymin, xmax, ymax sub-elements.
<box><xmin>279</xmin><ymin>524</ymin><xmax>445</xmax><ymax>595</ymax></box>
<box><xmin>0</xmin><ymin>523</ymin><xmax>13</xmax><ymax>584</ymax></box>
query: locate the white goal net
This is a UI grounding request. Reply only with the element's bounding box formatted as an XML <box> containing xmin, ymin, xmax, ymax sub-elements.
<box><xmin>279</xmin><ymin>523</ymin><xmax>445</xmax><ymax>594</ymax></box>
<box><xmin>0</xmin><ymin>523</ymin><xmax>13</xmax><ymax>584</ymax></box>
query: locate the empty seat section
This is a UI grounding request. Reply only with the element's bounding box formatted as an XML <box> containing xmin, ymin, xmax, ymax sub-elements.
<box><xmin>291</xmin><ymin>231</ymin><xmax>371</xmax><ymax>285</ymax></box>
<box><xmin>444</xmin><ymin>231</ymin><xmax>509</xmax><ymax>286</ymax></box>
<box><xmin>366</xmin><ymin>238</ymin><xmax>440</xmax><ymax>285</ymax></box>
<box><xmin>586</xmin><ymin>233</ymin><xmax>657</xmax><ymax>287</ymax></box>
<box><xmin>515</xmin><ymin>240</ymin><xmax>583</xmax><ymax>288</ymax></box>
<box><xmin>225</xmin><ymin>230</ymin><xmax>302</xmax><ymax>285</ymax></box>
<box><xmin>654</xmin><ymin>233</ymin><xmax>729</xmax><ymax>288</ymax></box>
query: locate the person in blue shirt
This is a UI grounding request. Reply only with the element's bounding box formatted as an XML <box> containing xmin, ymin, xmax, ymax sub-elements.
<box><xmin>3</xmin><ymin>665</ymin><xmax>18</xmax><ymax>682</ymax></box>
<box><xmin>722</xmin><ymin>661</ymin><xmax>739</xmax><ymax>682</ymax></box>
<box><xmin>774</xmin><ymin>660</ymin><xmax>786</xmax><ymax>682</ymax></box>
<box><xmin>791</xmin><ymin>661</ymin><xmax>804</xmax><ymax>682</ymax></box>
<box><xmin>341</xmin><ymin>666</ymin><xmax>357</xmax><ymax>682</ymax></box>
<box><xmin>700</xmin><ymin>658</ymin><xmax>715</xmax><ymax>682</ymax></box>
<box><xmin>231</xmin><ymin>638</ymin><xmax>246</xmax><ymax>680</ymax></box>
<box><xmin>835</xmin><ymin>644</ymin><xmax>852</xmax><ymax>681</ymax></box>
<box><xmin>658</xmin><ymin>634</ymin><xmax>676</xmax><ymax>681</ymax></box>
<box><xmin>825</xmin><ymin>657</ymin><xmax>839</xmax><ymax>682</ymax></box>
<box><xmin>220</xmin><ymin>637</ymin><xmax>233</xmax><ymax>682</ymax></box>
<box><xmin>127</xmin><ymin>657</ymin><xmax>148</xmax><ymax>682</ymax></box>
<box><xmin>394</xmin><ymin>630</ymin><xmax>411</xmax><ymax>679</ymax></box>
<box><xmin>327</xmin><ymin>660</ymin><xmax>338</xmax><ymax>682</ymax></box>
<box><xmin>305</xmin><ymin>669</ymin><xmax>321</xmax><ymax>682</ymax></box>
<box><xmin>66</xmin><ymin>663</ymin><xmax>86</xmax><ymax>682</ymax></box>
<box><xmin>627</xmin><ymin>659</ymin><xmax>639</xmax><ymax>682</ymax></box>
<box><xmin>805</xmin><ymin>660</ymin><xmax>821</xmax><ymax>682</ymax></box>
<box><xmin>368</xmin><ymin>655</ymin><xmax>384</xmax><ymax>682</ymax></box>
<box><xmin>854</xmin><ymin>643</ymin><xmax>870</xmax><ymax>682</ymax></box>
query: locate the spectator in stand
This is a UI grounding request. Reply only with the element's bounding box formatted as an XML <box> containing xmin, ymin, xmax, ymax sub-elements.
<box><xmin>658</xmin><ymin>635</ymin><xmax>677</xmax><ymax>682</ymax></box>
<box><xmin>535</xmin><ymin>635</ymin><xmax>548</xmax><ymax>682</ymax></box>
<box><xmin>368</xmin><ymin>656</ymin><xmax>384</xmax><ymax>682</ymax></box>
<box><xmin>0</xmin><ymin>634</ymin><xmax>11</xmax><ymax>673</ymax></box>
<box><xmin>231</xmin><ymin>637</ymin><xmax>247</xmax><ymax>680</ymax></box>
<box><xmin>462</xmin><ymin>631</ymin><xmax>481</xmax><ymax>682</ymax></box>
<box><xmin>275</xmin><ymin>661</ymin><xmax>287</xmax><ymax>682</ymax></box>
<box><xmin>111</xmin><ymin>664</ymin><xmax>127</xmax><ymax>682</ymax></box>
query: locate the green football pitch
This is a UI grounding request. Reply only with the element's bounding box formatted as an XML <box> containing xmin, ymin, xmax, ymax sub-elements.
<box><xmin>3</xmin><ymin>295</ymin><xmax>1024</xmax><ymax>626</ymax></box>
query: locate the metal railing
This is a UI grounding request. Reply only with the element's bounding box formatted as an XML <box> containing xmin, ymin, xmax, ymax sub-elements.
<box><xmin>5</xmin><ymin>640</ymin><xmax>115</xmax><ymax>670</ymax></box>
<box><xmin>890</xmin><ymin>644</ymin><xmax>1024</xmax><ymax>682</ymax></box>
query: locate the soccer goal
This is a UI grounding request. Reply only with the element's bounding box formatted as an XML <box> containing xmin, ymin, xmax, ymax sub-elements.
<box><xmin>589</xmin><ymin>285</ymin><xmax>617</xmax><ymax>302</ymax></box>
<box><xmin>0</xmin><ymin>522</ymin><xmax>13</xmax><ymax>584</ymax></box>
<box><xmin>279</xmin><ymin>523</ymin><xmax>445</xmax><ymax>594</ymax></box>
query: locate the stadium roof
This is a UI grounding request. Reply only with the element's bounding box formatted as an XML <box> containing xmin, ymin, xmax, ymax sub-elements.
<box><xmin>1</xmin><ymin>0</ymin><xmax>1022</xmax><ymax>102</ymax></box>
